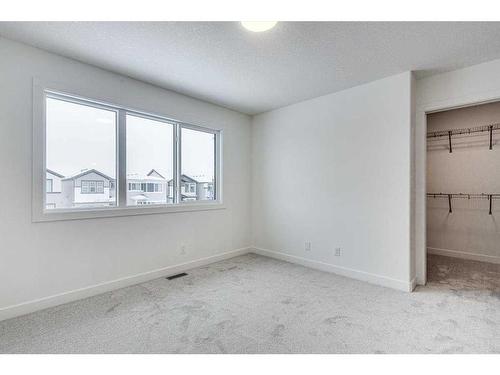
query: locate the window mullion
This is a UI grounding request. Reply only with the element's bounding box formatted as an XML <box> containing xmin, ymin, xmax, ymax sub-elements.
<box><xmin>214</xmin><ymin>132</ymin><xmax>219</xmax><ymax>201</ymax></box>
<box><xmin>174</xmin><ymin>123</ymin><xmax>181</xmax><ymax>204</ymax></box>
<box><xmin>118</xmin><ymin>109</ymin><xmax>127</xmax><ymax>207</ymax></box>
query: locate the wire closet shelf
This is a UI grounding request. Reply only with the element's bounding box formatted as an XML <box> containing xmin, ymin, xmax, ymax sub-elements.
<box><xmin>427</xmin><ymin>193</ymin><xmax>500</xmax><ymax>215</ymax></box>
<box><xmin>427</xmin><ymin>123</ymin><xmax>500</xmax><ymax>153</ymax></box>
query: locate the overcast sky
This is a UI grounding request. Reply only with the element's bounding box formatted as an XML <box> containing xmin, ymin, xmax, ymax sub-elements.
<box><xmin>46</xmin><ymin>98</ymin><xmax>215</xmax><ymax>182</ymax></box>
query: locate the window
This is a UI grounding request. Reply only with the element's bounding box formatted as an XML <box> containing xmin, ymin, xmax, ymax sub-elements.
<box><xmin>36</xmin><ymin>88</ymin><xmax>221</xmax><ymax>221</ymax></box>
<box><xmin>182</xmin><ymin>183</ymin><xmax>196</xmax><ymax>194</ymax></box>
<box><xmin>46</xmin><ymin>179</ymin><xmax>53</xmax><ymax>193</ymax></box>
<box><xmin>181</xmin><ymin>127</ymin><xmax>216</xmax><ymax>201</ymax></box>
<box><xmin>142</xmin><ymin>183</ymin><xmax>162</xmax><ymax>193</ymax></box>
<box><xmin>45</xmin><ymin>95</ymin><xmax>116</xmax><ymax>209</ymax></box>
<box><xmin>81</xmin><ymin>180</ymin><xmax>104</xmax><ymax>194</ymax></box>
<box><xmin>126</xmin><ymin>114</ymin><xmax>173</xmax><ymax>206</ymax></box>
<box><xmin>128</xmin><ymin>183</ymin><xmax>142</xmax><ymax>191</ymax></box>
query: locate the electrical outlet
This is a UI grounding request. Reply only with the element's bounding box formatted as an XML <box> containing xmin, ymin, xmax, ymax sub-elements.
<box><xmin>305</xmin><ymin>242</ymin><xmax>312</xmax><ymax>252</ymax></box>
<box><xmin>180</xmin><ymin>245</ymin><xmax>186</xmax><ymax>255</ymax></box>
<box><xmin>334</xmin><ymin>247</ymin><xmax>341</xmax><ymax>256</ymax></box>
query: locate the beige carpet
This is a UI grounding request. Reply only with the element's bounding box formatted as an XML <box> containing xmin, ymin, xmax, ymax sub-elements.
<box><xmin>0</xmin><ymin>253</ymin><xmax>499</xmax><ymax>353</ymax></box>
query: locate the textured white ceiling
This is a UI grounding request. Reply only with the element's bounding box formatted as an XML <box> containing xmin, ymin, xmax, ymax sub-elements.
<box><xmin>2</xmin><ymin>22</ymin><xmax>500</xmax><ymax>115</ymax></box>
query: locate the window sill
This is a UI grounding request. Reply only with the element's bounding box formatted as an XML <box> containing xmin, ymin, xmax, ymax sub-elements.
<box><xmin>32</xmin><ymin>201</ymin><xmax>226</xmax><ymax>223</ymax></box>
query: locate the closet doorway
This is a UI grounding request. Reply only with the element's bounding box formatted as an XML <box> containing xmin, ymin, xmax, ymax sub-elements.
<box><xmin>426</xmin><ymin>101</ymin><xmax>500</xmax><ymax>292</ymax></box>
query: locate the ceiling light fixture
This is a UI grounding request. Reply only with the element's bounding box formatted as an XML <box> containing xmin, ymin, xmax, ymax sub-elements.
<box><xmin>241</xmin><ymin>21</ymin><xmax>277</xmax><ymax>33</ymax></box>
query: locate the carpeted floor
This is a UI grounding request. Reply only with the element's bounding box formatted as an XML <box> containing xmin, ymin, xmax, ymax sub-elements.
<box><xmin>0</xmin><ymin>253</ymin><xmax>499</xmax><ymax>353</ymax></box>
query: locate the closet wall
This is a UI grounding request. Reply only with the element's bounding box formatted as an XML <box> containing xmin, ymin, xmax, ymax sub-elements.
<box><xmin>427</xmin><ymin>101</ymin><xmax>500</xmax><ymax>264</ymax></box>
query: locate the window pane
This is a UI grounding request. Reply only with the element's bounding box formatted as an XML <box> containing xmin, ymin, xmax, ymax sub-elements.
<box><xmin>45</xmin><ymin>96</ymin><xmax>117</xmax><ymax>210</ymax></box>
<box><xmin>181</xmin><ymin>128</ymin><xmax>216</xmax><ymax>201</ymax></box>
<box><xmin>126</xmin><ymin>114</ymin><xmax>174</xmax><ymax>205</ymax></box>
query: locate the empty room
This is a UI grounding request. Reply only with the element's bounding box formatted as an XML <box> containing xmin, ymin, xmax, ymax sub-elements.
<box><xmin>2</xmin><ymin>2</ymin><xmax>500</xmax><ymax>368</ymax></box>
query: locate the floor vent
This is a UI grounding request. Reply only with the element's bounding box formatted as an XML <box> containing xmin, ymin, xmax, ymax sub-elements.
<box><xmin>166</xmin><ymin>272</ymin><xmax>188</xmax><ymax>280</ymax></box>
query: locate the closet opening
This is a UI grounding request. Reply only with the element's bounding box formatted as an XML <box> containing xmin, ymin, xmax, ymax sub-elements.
<box><xmin>426</xmin><ymin>101</ymin><xmax>500</xmax><ymax>292</ymax></box>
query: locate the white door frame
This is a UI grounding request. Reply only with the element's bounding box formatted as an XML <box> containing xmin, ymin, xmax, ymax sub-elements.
<box><xmin>414</xmin><ymin>91</ymin><xmax>500</xmax><ymax>285</ymax></box>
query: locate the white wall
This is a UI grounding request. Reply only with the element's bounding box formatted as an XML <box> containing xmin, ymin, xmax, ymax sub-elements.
<box><xmin>251</xmin><ymin>72</ymin><xmax>414</xmax><ymax>291</ymax></box>
<box><xmin>415</xmin><ymin>58</ymin><xmax>500</xmax><ymax>283</ymax></box>
<box><xmin>0</xmin><ymin>37</ymin><xmax>252</xmax><ymax>319</ymax></box>
<box><xmin>426</xmin><ymin>102</ymin><xmax>500</xmax><ymax>264</ymax></box>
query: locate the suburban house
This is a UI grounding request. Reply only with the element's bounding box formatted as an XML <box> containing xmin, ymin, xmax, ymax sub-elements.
<box><xmin>46</xmin><ymin>168</ymin><xmax>214</xmax><ymax>209</ymax></box>
<box><xmin>45</xmin><ymin>169</ymin><xmax>64</xmax><ymax>209</ymax></box>
<box><xmin>46</xmin><ymin>169</ymin><xmax>63</xmax><ymax>194</ymax></box>
<box><xmin>46</xmin><ymin>168</ymin><xmax>115</xmax><ymax>209</ymax></box>
<box><xmin>169</xmin><ymin>174</ymin><xmax>215</xmax><ymax>201</ymax></box>
<box><xmin>127</xmin><ymin>169</ymin><xmax>171</xmax><ymax>205</ymax></box>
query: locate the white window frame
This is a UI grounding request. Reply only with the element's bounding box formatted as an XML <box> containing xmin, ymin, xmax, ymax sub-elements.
<box><xmin>179</xmin><ymin>124</ymin><xmax>219</xmax><ymax>204</ymax></box>
<box><xmin>32</xmin><ymin>79</ymin><xmax>224</xmax><ymax>222</ymax></box>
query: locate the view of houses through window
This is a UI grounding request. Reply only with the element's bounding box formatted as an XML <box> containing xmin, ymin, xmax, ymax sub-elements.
<box><xmin>181</xmin><ymin>127</ymin><xmax>216</xmax><ymax>202</ymax></box>
<box><xmin>126</xmin><ymin>114</ymin><xmax>173</xmax><ymax>206</ymax></box>
<box><xmin>45</xmin><ymin>96</ymin><xmax>117</xmax><ymax>210</ymax></box>
<box><xmin>45</xmin><ymin>94</ymin><xmax>217</xmax><ymax>210</ymax></box>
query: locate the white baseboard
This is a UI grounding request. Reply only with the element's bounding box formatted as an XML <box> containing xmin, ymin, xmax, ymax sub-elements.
<box><xmin>251</xmin><ymin>247</ymin><xmax>414</xmax><ymax>292</ymax></box>
<box><xmin>427</xmin><ymin>247</ymin><xmax>500</xmax><ymax>265</ymax></box>
<box><xmin>0</xmin><ymin>247</ymin><xmax>251</xmax><ymax>322</ymax></box>
<box><xmin>409</xmin><ymin>277</ymin><xmax>417</xmax><ymax>292</ymax></box>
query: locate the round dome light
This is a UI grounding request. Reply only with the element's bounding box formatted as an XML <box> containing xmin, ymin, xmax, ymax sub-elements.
<box><xmin>241</xmin><ymin>21</ymin><xmax>277</xmax><ymax>33</ymax></box>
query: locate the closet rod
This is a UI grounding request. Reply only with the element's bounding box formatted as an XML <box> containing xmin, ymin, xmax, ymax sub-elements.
<box><xmin>427</xmin><ymin>123</ymin><xmax>500</xmax><ymax>153</ymax></box>
<box><xmin>427</xmin><ymin>193</ymin><xmax>500</xmax><ymax>215</ymax></box>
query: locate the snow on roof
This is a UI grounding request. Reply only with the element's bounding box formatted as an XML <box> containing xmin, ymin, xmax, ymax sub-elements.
<box><xmin>62</xmin><ymin>169</ymin><xmax>115</xmax><ymax>181</ymax></box>
<box><xmin>46</xmin><ymin>169</ymin><xmax>65</xmax><ymax>178</ymax></box>
<box><xmin>127</xmin><ymin>172</ymin><xmax>166</xmax><ymax>181</ymax></box>
<box><xmin>147</xmin><ymin>169</ymin><xmax>165</xmax><ymax>179</ymax></box>
<box><xmin>166</xmin><ymin>175</ymin><xmax>214</xmax><ymax>184</ymax></box>
<box><xmin>54</xmin><ymin>168</ymin><xmax>210</xmax><ymax>183</ymax></box>
<box><xmin>188</xmin><ymin>175</ymin><xmax>213</xmax><ymax>183</ymax></box>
